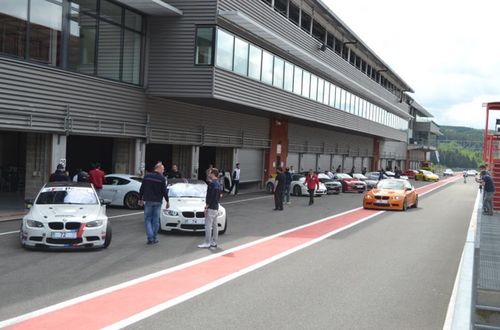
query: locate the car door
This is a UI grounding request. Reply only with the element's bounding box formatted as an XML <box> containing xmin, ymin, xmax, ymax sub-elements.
<box><xmin>101</xmin><ymin>176</ymin><xmax>120</xmax><ymax>203</ymax></box>
<box><xmin>404</xmin><ymin>181</ymin><xmax>416</xmax><ymax>205</ymax></box>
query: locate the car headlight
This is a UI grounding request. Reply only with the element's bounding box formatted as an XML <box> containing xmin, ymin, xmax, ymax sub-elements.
<box><xmin>26</xmin><ymin>219</ymin><xmax>44</xmax><ymax>228</ymax></box>
<box><xmin>86</xmin><ymin>219</ymin><xmax>104</xmax><ymax>228</ymax></box>
<box><xmin>163</xmin><ymin>210</ymin><xmax>179</xmax><ymax>216</ymax></box>
<box><xmin>365</xmin><ymin>195</ymin><xmax>373</xmax><ymax>199</ymax></box>
<box><xmin>217</xmin><ymin>210</ymin><xmax>224</xmax><ymax>217</ymax></box>
<box><xmin>392</xmin><ymin>196</ymin><xmax>402</xmax><ymax>201</ymax></box>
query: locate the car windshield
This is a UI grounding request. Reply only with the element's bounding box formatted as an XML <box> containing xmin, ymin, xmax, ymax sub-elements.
<box><xmin>422</xmin><ymin>170</ymin><xmax>432</xmax><ymax>175</ymax></box>
<box><xmin>36</xmin><ymin>187</ymin><xmax>98</xmax><ymax>205</ymax></box>
<box><xmin>376</xmin><ymin>180</ymin><xmax>405</xmax><ymax>190</ymax></box>
<box><xmin>336</xmin><ymin>174</ymin><xmax>352</xmax><ymax>179</ymax></box>
<box><xmin>168</xmin><ymin>183</ymin><xmax>207</xmax><ymax>198</ymax></box>
<box><xmin>353</xmin><ymin>173</ymin><xmax>367</xmax><ymax>180</ymax></box>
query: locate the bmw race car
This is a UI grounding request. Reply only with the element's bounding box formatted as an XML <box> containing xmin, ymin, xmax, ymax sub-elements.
<box><xmin>160</xmin><ymin>180</ymin><xmax>227</xmax><ymax>234</ymax></box>
<box><xmin>20</xmin><ymin>182</ymin><xmax>112</xmax><ymax>249</ymax></box>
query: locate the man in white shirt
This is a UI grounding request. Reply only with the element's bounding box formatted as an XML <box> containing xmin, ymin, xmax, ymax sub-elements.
<box><xmin>229</xmin><ymin>163</ymin><xmax>241</xmax><ymax>195</ymax></box>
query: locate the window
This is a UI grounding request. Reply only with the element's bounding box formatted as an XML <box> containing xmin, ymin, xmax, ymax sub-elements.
<box><xmin>326</xmin><ymin>33</ymin><xmax>334</xmax><ymax>50</ymax></box>
<box><xmin>0</xmin><ymin>0</ymin><xmax>28</xmax><ymax>58</ymax></box>
<box><xmin>284</xmin><ymin>62</ymin><xmax>294</xmax><ymax>92</ymax></box>
<box><xmin>122</xmin><ymin>30</ymin><xmax>141</xmax><ymax>84</ymax></box>
<box><xmin>274</xmin><ymin>0</ymin><xmax>287</xmax><ymax>16</ymax></box>
<box><xmin>273</xmin><ymin>57</ymin><xmax>284</xmax><ymax>88</ymax></box>
<box><xmin>310</xmin><ymin>75</ymin><xmax>318</xmax><ymax>101</ymax></box>
<box><xmin>289</xmin><ymin>2</ymin><xmax>300</xmax><ymax>25</ymax></box>
<box><xmin>301</xmin><ymin>11</ymin><xmax>311</xmax><ymax>33</ymax></box>
<box><xmin>329</xmin><ymin>84</ymin><xmax>336</xmax><ymax>107</ymax></box>
<box><xmin>334</xmin><ymin>37</ymin><xmax>341</xmax><ymax>54</ymax></box>
<box><xmin>340</xmin><ymin>89</ymin><xmax>346</xmax><ymax>111</ymax></box>
<box><xmin>216</xmin><ymin>29</ymin><xmax>234</xmax><ymax>70</ymax></box>
<box><xmin>324</xmin><ymin>82</ymin><xmax>330</xmax><ymax>105</ymax></box>
<box><xmin>349</xmin><ymin>52</ymin><xmax>355</xmax><ymax>65</ymax></box>
<box><xmin>233</xmin><ymin>37</ymin><xmax>249</xmax><ymax>75</ymax></box>
<box><xmin>261</xmin><ymin>0</ymin><xmax>272</xmax><ymax>6</ymax></box>
<box><xmin>125</xmin><ymin>9</ymin><xmax>142</xmax><ymax>31</ymax></box>
<box><xmin>100</xmin><ymin>0</ymin><xmax>122</xmax><ymax>24</ymax></box>
<box><xmin>293</xmin><ymin>66</ymin><xmax>302</xmax><ymax>95</ymax></box>
<box><xmin>29</xmin><ymin>0</ymin><xmax>63</xmax><ymax>66</ymax></box>
<box><xmin>312</xmin><ymin>21</ymin><xmax>326</xmax><ymax>42</ymax></box>
<box><xmin>342</xmin><ymin>45</ymin><xmax>349</xmax><ymax>60</ymax></box>
<box><xmin>69</xmin><ymin>3</ymin><xmax>96</xmax><ymax>74</ymax></box>
<box><xmin>334</xmin><ymin>86</ymin><xmax>341</xmax><ymax>109</ymax></box>
<box><xmin>302</xmin><ymin>71</ymin><xmax>310</xmax><ymax>98</ymax></box>
<box><xmin>317</xmin><ymin>78</ymin><xmax>324</xmax><ymax>104</ymax></box>
<box><xmin>97</xmin><ymin>21</ymin><xmax>121</xmax><ymax>80</ymax></box>
<box><xmin>261</xmin><ymin>50</ymin><xmax>274</xmax><ymax>84</ymax></box>
<box><xmin>195</xmin><ymin>27</ymin><xmax>214</xmax><ymax>65</ymax></box>
<box><xmin>248</xmin><ymin>44</ymin><xmax>262</xmax><ymax>80</ymax></box>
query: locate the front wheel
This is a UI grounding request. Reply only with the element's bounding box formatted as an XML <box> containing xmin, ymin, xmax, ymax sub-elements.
<box><xmin>402</xmin><ymin>198</ymin><xmax>407</xmax><ymax>211</ymax></box>
<box><xmin>266</xmin><ymin>182</ymin><xmax>274</xmax><ymax>194</ymax></box>
<box><xmin>293</xmin><ymin>185</ymin><xmax>302</xmax><ymax>196</ymax></box>
<box><xmin>124</xmin><ymin>192</ymin><xmax>140</xmax><ymax>209</ymax></box>
<box><xmin>103</xmin><ymin>224</ymin><xmax>112</xmax><ymax>248</ymax></box>
<box><xmin>220</xmin><ymin>217</ymin><xmax>228</xmax><ymax>234</ymax></box>
<box><xmin>412</xmin><ymin>196</ymin><xmax>418</xmax><ymax>208</ymax></box>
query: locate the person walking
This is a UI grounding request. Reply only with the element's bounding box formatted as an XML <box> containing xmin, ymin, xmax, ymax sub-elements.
<box><xmin>139</xmin><ymin>162</ymin><xmax>169</xmax><ymax>245</ymax></box>
<box><xmin>463</xmin><ymin>169</ymin><xmax>467</xmax><ymax>183</ymax></box>
<box><xmin>362</xmin><ymin>167</ymin><xmax>367</xmax><ymax>175</ymax></box>
<box><xmin>198</xmin><ymin>168</ymin><xmax>222</xmax><ymax>248</ymax></box>
<box><xmin>229</xmin><ymin>163</ymin><xmax>241</xmax><ymax>195</ymax></box>
<box><xmin>478</xmin><ymin>167</ymin><xmax>495</xmax><ymax>216</ymax></box>
<box><xmin>89</xmin><ymin>163</ymin><xmax>105</xmax><ymax>196</ymax></box>
<box><xmin>336</xmin><ymin>165</ymin><xmax>342</xmax><ymax>173</ymax></box>
<box><xmin>378</xmin><ymin>168</ymin><xmax>385</xmax><ymax>181</ymax></box>
<box><xmin>274</xmin><ymin>167</ymin><xmax>285</xmax><ymax>210</ymax></box>
<box><xmin>304</xmin><ymin>169</ymin><xmax>320</xmax><ymax>206</ymax></box>
<box><xmin>283</xmin><ymin>167</ymin><xmax>293</xmax><ymax>205</ymax></box>
<box><xmin>394</xmin><ymin>166</ymin><xmax>401</xmax><ymax>179</ymax></box>
<box><xmin>72</xmin><ymin>168</ymin><xmax>89</xmax><ymax>183</ymax></box>
<box><xmin>49</xmin><ymin>164</ymin><xmax>70</xmax><ymax>182</ymax></box>
<box><xmin>167</xmin><ymin>164</ymin><xmax>183</xmax><ymax>179</ymax></box>
<box><xmin>350</xmin><ymin>166</ymin><xmax>355</xmax><ymax>176</ymax></box>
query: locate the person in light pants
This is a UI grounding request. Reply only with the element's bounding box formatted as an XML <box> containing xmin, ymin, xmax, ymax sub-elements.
<box><xmin>199</xmin><ymin>168</ymin><xmax>222</xmax><ymax>248</ymax></box>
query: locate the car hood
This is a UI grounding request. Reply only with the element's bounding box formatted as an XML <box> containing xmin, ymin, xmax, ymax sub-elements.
<box><xmin>28</xmin><ymin>204</ymin><xmax>103</xmax><ymax>221</ymax></box>
<box><xmin>169</xmin><ymin>198</ymin><xmax>206</xmax><ymax>211</ymax></box>
<box><xmin>343</xmin><ymin>179</ymin><xmax>365</xmax><ymax>184</ymax></box>
<box><xmin>370</xmin><ymin>189</ymin><xmax>404</xmax><ymax>196</ymax></box>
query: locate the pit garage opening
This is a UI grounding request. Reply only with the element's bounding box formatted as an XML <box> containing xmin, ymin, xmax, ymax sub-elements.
<box><xmin>66</xmin><ymin>135</ymin><xmax>113</xmax><ymax>176</ymax></box>
<box><xmin>0</xmin><ymin>131</ymin><xmax>27</xmax><ymax>211</ymax></box>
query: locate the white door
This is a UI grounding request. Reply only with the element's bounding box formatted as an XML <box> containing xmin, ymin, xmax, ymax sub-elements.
<box><xmin>287</xmin><ymin>153</ymin><xmax>299</xmax><ymax>171</ymax></box>
<box><xmin>343</xmin><ymin>157</ymin><xmax>354</xmax><ymax>172</ymax></box>
<box><xmin>317</xmin><ymin>154</ymin><xmax>331</xmax><ymax>172</ymax></box>
<box><xmin>300</xmin><ymin>154</ymin><xmax>316</xmax><ymax>172</ymax></box>
<box><xmin>237</xmin><ymin>148</ymin><xmax>264</xmax><ymax>182</ymax></box>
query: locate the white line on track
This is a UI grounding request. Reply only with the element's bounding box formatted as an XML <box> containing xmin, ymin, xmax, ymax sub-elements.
<box><xmin>0</xmin><ymin>230</ymin><xmax>19</xmax><ymax>237</ymax></box>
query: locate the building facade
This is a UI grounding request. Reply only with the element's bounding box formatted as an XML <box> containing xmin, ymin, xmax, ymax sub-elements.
<box><xmin>0</xmin><ymin>0</ymin><xmax>436</xmax><ymax>199</ymax></box>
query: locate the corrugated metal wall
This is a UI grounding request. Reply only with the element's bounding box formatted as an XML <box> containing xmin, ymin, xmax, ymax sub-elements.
<box><xmin>237</xmin><ymin>148</ymin><xmax>264</xmax><ymax>182</ymax></box>
<box><xmin>380</xmin><ymin>140</ymin><xmax>408</xmax><ymax>160</ymax></box>
<box><xmin>147</xmin><ymin>0</ymin><xmax>217</xmax><ymax>97</ymax></box>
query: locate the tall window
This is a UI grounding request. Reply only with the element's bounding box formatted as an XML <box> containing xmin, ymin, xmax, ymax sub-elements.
<box><xmin>283</xmin><ymin>61</ymin><xmax>294</xmax><ymax>92</ymax></box>
<box><xmin>293</xmin><ymin>67</ymin><xmax>302</xmax><ymax>95</ymax></box>
<box><xmin>288</xmin><ymin>2</ymin><xmax>300</xmax><ymax>26</ymax></box>
<box><xmin>273</xmin><ymin>57</ymin><xmax>284</xmax><ymax>89</ymax></box>
<box><xmin>0</xmin><ymin>0</ymin><xmax>28</xmax><ymax>58</ymax></box>
<box><xmin>301</xmin><ymin>11</ymin><xmax>311</xmax><ymax>33</ymax></box>
<box><xmin>302</xmin><ymin>71</ymin><xmax>310</xmax><ymax>98</ymax></box>
<box><xmin>29</xmin><ymin>0</ymin><xmax>62</xmax><ymax>66</ymax></box>
<box><xmin>233</xmin><ymin>37</ymin><xmax>249</xmax><ymax>75</ymax></box>
<box><xmin>195</xmin><ymin>27</ymin><xmax>214</xmax><ymax>65</ymax></box>
<box><xmin>216</xmin><ymin>29</ymin><xmax>234</xmax><ymax>70</ymax></box>
<box><xmin>248</xmin><ymin>45</ymin><xmax>262</xmax><ymax>80</ymax></box>
<box><xmin>261</xmin><ymin>50</ymin><xmax>274</xmax><ymax>85</ymax></box>
<box><xmin>274</xmin><ymin>0</ymin><xmax>287</xmax><ymax>16</ymax></box>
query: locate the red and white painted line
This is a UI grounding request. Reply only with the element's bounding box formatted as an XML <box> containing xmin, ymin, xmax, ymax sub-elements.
<box><xmin>0</xmin><ymin>176</ymin><xmax>460</xmax><ymax>330</ymax></box>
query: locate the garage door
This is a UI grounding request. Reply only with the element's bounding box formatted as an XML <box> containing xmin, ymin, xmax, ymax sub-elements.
<box><xmin>287</xmin><ymin>153</ymin><xmax>299</xmax><ymax>170</ymax></box>
<box><xmin>317</xmin><ymin>154</ymin><xmax>331</xmax><ymax>172</ymax></box>
<box><xmin>343</xmin><ymin>157</ymin><xmax>353</xmax><ymax>172</ymax></box>
<box><xmin>362</xmin><ymin>157</ymin><xmax>372</xmax><ymax>171</ymax></box>
<box><xmin>237</xmin><ymin>148</ymin><xmax>263</xmax><ymax>182</ymax></box>
<box><xmin>332</xmin><ymin>155</ymin><xmax>343</xmax><ymax>172</ymax></box>
<box><xmin>353</xmin><ymin>157</ymin><xmax>362</xmax><ymax>173</ymax></box>
<box><xmin>300</xmin><ymin>154</ymin><xmax>316</xmax><ymax>172</ymax></box>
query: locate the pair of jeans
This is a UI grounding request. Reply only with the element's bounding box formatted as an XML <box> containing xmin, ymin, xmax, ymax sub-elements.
<box><xmin>229</xmin><ymin>180</ymin><xmax>239</xmax><ymax>195</ymax></box>
<box><xmin>283</xmin><ymin>185</ymin><xmax>291</xmax><ymax>203</ymax></box>
<box><xmin>144</xmin><ymin>201</ymin><xmax>161</xmax><ymax>241</ymax></box>
<box><xmin>274</xmin><ymin>189</ymin><xmax>284</xmax><ymax>210</ymax></box>
<box><xmin>308</xmin><ymin>189</ymin><xmax>315</xmax><ymax>205</ymax></box>
<box><xmin>204</xmin><ymin>209</ymin><xmax>219</xmax><ymax>245</ymax></box>
<box><xmin>483</xmin><ymin>191</ymin><xmax>494</xmax><ymax>214</ymax></box>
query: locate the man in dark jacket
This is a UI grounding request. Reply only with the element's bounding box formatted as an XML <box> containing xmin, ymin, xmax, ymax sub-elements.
<box><xmin>198</xmin><ymin>168</ymin><xmax>222</xmax><ymax>248</ymax></box>
<box><xmin>166</xmin><ymin>164</ymin><xmax>183</xmax><ymax>179</ymax></box>
<box><xmin>49</xmin><ymin>164</ymin><xmax>70</xmax><ymax>182</ymax></box>
<box><xmin>283</xmin><ymin>167</ymin><xmax>292</xmax><ymax>205</ymax></box>
<box><xmin>139</xmin><ymin>162</ymin><xmax>169</xmax><ymax>244</ymax></box>
<box><xmin>274</xmin><ymin>167</ymin><xmax>285</xmax><ymax>211</ymax></box>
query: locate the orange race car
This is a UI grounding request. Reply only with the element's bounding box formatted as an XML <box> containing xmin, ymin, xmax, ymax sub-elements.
<box><xmin>363</xmin><ymin>179</ymin><xmax>418</xmax><ymax>211</ymax></box>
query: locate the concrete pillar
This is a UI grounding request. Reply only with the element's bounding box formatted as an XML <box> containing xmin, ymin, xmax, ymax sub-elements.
<box><xmin>25</xmin><ymin>133</ymin><xmax>50</xmax><ymax>198</ymax></box>
<box><xmin>190</xmin><ymin>146</ymin><xmax>199</xmax><ymax>179</ymax></box>
<box><xmin>51</xmin><ymin>134</ymin><xmax>67</xmax><ymax>172</ymax></box>
<box><xmin>134</xmin><ymin>139</ymin><xmax>146</xmax><ymax>176</ymax></box>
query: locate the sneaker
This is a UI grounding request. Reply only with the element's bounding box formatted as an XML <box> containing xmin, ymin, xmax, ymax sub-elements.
<box><xmin>210</xmin><ymin>243</ymin><xmax>217</xmax><ymax>248</ymax></box>
<box><xmin>147</xmin><ymin>240</ymin><xmax>153</xmax><ymax>245</ymax></box>
<box><xmin>153</xmin><ymin>239</ymin><xmax>159</xmax><ymax>244</ymax></box>
<box><xmin>198</xmin><ymin>243</ymin><xmax>211</xmax><ymax>248</ymax></box>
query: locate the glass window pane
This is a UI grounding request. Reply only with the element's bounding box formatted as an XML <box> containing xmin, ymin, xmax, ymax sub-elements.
<box><xmin>69</xmin><ymin>8</ymin><xmax>96</xmax><ymax>74</ymax></box>
<box><xmin>324</xmin><ymin>82</ymin><xmax>330</xmax><ymax>106</ymax></box>
<box><xmin>334</xmin><ymin>86</ymin><xmax>341</xmax><ymax>108</ymax></box>
<box><xmin>284</xmin><ymin>61</ymin><xmax>293</xmax><ymax>92</ymax></box>
<box><xmin>310</xmin><ymin>75</ymin><xmax>317</xmax><ymax>101</ymax></box>
<box><xmin>195</xmin><ymin>27</ymin><xmax>214</xmax><ymax>65</ymax></box>
<box><xmin>248</xmin><ymin>44</ymin><xmax>262</xmax><ymax>80</ymax></box>
<box><xmin>125</xmin><ymin>9</ymin><xmax>142</xmax><ymax>31</ymax></box>
<box><xmin>289</xmin><ymin>2</ymin><xmax>300</xmax><ymax>25</ymax></box>
<box><xmin>293</xmin><ymin>67</ymin><xmax>302</xmax><ymax>95</ymax></box>
<box><xmin>312</xmin><ymin>21</ymin><xmax>325</xmax><ymax>42</ymax></box>
<box><xmin>100</xmin><ymin>0</ymin><xmax>122</xmax><ymax>24</ymax></box>
<box><xmin>261</xmin><ymin>50</ymin><xmax>273</xmax><ymax>84</ymax></box>
<box><xmin>301</xmin><ymin>11</ymin><xmax>311</xmax><ymax>33</ymax></box>
<box><xmin>233</xmin><ymin>37</ymin><xmax>248</xmax><ymax>75</ymax></box>
<box><xmin>29</xmin><ymin>0</ymin><xmax>62</xmax><ymax>66</ymax></box>
<box><xmin>216</xmin><ymin>29</ymin><xmax>234</xmax><ymax>70</ymax></box>
<box><xmin>97</xmin><ymin>21</ymin><xmax>121</xmax><ymax>80</ymax></box>
<box><xmin>317</xmin><ymin>78</ymin><xmax>324</xmax><ymax>104</ymax></box>
<box><xmin>273</xmin><ymin>57</ymin><xmax>284</xmax><ymax>88</ymax></box>
<box><xmin>329</xmin><ymin>85</ymin><xmax>335</xmax><ymax>107</ymax></box>
<box><xmin>340</xmin><ymin>89</ymin><xmax>347</xmax><ymax>111</ymax></box>
<box><xmin>274</xmin><ymin>0</ymin><xmax>287</xmax><ymax>16</ymax></box>
<box><xmin>302</xmin><ymin>71</ymin><xmax>310</xmax><ymax>98</ymax></box>
<box><xmin>71</xmin><ymin>0</ymin><xmax>97</xmax><ymax>15</ymax></box>
<box><xmin>0</xmin><ymin>0</ymin><xmax>27</xmax><ymax>58</ymax></box>
<box><xmin>122</xmin><ymin>30</ymin><xmax>141</xmax><ymax>84</ymax></box>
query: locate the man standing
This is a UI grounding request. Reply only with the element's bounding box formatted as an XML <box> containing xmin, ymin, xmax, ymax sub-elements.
<box><xmin>274</xmin><ymin>167</ymin><xmax>285</xmax><ymax>210</ymax></box>
<box><xmin>167</xmin><ymin>164</ymin><xmax>183</xmax><ymax>179</ymax></box>
<box><xmin>336</xmin><ymin>165</ymin><xmax>342</xmax><ymax>173</ymax></box>
<box><xmin>304</xmin><ymin>169</ymin><xmax>320</xmax><ymax>206</ymax></box>
<box><xmin>198</xmin><ymin>168</ymin><xmax>221</xmax><ymax>248</ymax></box>
<box><xmin>229</xmin><ymin>163</ymin><xmax>241</xmax><ymax>195</ymax></box>
<box><xmin>478</xmin><ymin>166</ymin><xmax>495</xmax><ymax>216</ymax></box>
<box><xmin>49</xmin><ymin>164</ymin><xmax>70</xmax><ymax>182</ymax></box>
<box><xmin>139</xmin><ymin>162</ymin><xmax>169</xmax><ymax>244</ymax></box>
<box><xmin>89</xmin><ymin>163</ymin><xmax>105</xmax><ymax>196</ymax></box>
<box><xmin>283</xmin><ymin>167</ymin><xmax>293</xmax><ymax>205</ymax></box>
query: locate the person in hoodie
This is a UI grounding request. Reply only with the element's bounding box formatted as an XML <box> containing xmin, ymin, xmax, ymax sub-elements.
<box><xmin>49</xmin><ymin>164</ymin><xmax>70</xmax><ymax>182</ymax></box>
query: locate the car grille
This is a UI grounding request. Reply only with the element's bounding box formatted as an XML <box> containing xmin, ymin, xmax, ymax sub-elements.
<box><xmin>48</xmin><ymin>222</ymin><xmax>82</xmax><ymax>230</ymax></box>
<box><xmin>196</xmin><ymin>212</ymin><xmax>205</xmax><ymax>218</ymax></box>
<box><xmin>46</xmin><ymin>238</ymin><xmax>83</xmax><ymax>245</ymax></box>
<box><xmin>48</xmin><ymin>222</ymin><xmax>64</xmax><ymax>230</ymax></box>
<box><xmin>182</xmin><ymin>212</ymin><xmax>194</xmax><ymax>218</ymax></box>
<box><xmin>180</xmin><ymin>224</ymin><xmax>204</xmax><ymax>230</ymax></box>
<box><xmin>374</xmin><ymin>196</ymin><xmax>390</xmax><ymax>200</ymax></box>
<box><xmin>66</xmin><ymin>222</ymin><xmax>81</xmax><ymax>230</ymax></box>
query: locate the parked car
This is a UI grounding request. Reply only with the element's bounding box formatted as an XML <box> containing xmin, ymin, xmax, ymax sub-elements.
<box><xmin>265</xmin><ymin>174</ymin><xmax>327</xmax><ymax>196</ymax></box>
<box><xmin>332</xmin><ymin>173</ymin><xmax>367</xmax><ymax>193</ymax></box>
<box><xmin>352</xmin><ymin>173</ymin><xmax>378</xmax><ymax>190</ymax></box>
<box><xmin>466</xmin><ymin>169</ymin><xmax>478</xmax><ymax>177</ymax></box>
<box><xmin>443</xmin><ymin>168</ymin><xmax>454</xmax><ymax>176</ymax></box>
<box><xmin>403</xmin><ymin>169</ymin><xmax>419</xmax><ymax>179</ymax></box>
<box><xmin>160</xmin><ymin>179</ymin><xmax>227</xmax><ymax>234</ymax></box>
<box><xmin>318</xmin><ymin>173</ymin><xmax>341</xmax><ymax>194</ymax></box>
<box><xmin>415</xmin><ymin>170</ymin><xmax>439</xmax><ymax>182</ymax></box>
<box><xmin>363</xmin><ymin>179</ymin><xmax>418</xmax><ymax>211</ymax></box>
<box><xmin>385</xmin><ymin>171</ymin><xmax>409</xmax><ymax>180</ymax></box>
<box><xmin>20</xmin><ymin>182</ymin><xmax>112</xmax><ymax>249</ymax></box>
<box><xmin>101</xmin><ymin>174</ymin><xmax>143</xmax><ymax>209</ymax></box>
<box><xmin>365</xmin><ymin>171</ymin><xmax>388</xmax><ymax>181</ymax></box>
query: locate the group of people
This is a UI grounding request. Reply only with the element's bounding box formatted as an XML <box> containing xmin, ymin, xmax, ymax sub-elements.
<box><xmin>474</xmin><ymin>164</ymin><xmax>496</xmax><ymax>216</ymax></box>
<box><xmin>273</xmin><ymin>168</ymin><xmax>320</xmax><ymax>210</ymax></box>
<box><xmin>49</xmin><ymin>163</ymin><xmax>106</xmax><ymax>194</ymax></box>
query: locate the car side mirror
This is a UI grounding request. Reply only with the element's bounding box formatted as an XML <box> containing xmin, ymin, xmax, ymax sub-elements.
<box><xmin>100</xmin><ymin>199</ymin><xmax>112</xmax><ymax>206</ymax></box>
<box><xmin>25</xmin><ymin>198</ymin><xmax>34</xmax><ymax>209</ymax></box>
<box><xmin>406</xmin><ymin>187</ymin><xmax>413</xmax><ymax>191</ymax></box>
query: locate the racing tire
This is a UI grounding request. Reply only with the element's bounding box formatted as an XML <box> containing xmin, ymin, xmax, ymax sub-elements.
<box><xmin>412</xmin><ymin>196</ymin><xmax>418</xmax><ymax>208</ymax></box>
<box><xmin>103</xmin><ymin>224</ymin><xmax>112</xmax><ymax>248</ymax></box>
<box><xmin>124</xmin><ymin>192</ymin><xmax>140</xmax><ymax>209</ymax></box>
<box><xmin>402</xmin><ymin>198</ymin><xmax>408</xmax><ymax>212</ymax></box>
<box><xmin>19</xmin><ymin>222</ymin><xmax>26</xmax><ymax>249</ymax></box>
<box><xmin>220</xmin><ymin>218</ymin><xmax>228</xmax><ymax>235</ymax></box>
<box><xmin>293</xmin><ymin>185</ymin><xmax>302</xmax><ymax>196</ymax></box>
<box><xmin>266</xmin><ymin>182</ymin><xmax>274</xmax><ymax>194</ymax></box>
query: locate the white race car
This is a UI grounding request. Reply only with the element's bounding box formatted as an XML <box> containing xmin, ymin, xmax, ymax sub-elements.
<box><xmin>265</xmin><ymin>174</ymin><xmax>327</xmax><ymax>196</ymax></box>
<box><xmin>101</xmin><ymin>174</ymin><xmax>143</xmax><ymax>209</ymax></box>
<box><xmin>160</xmin><ymin>179</ymin><xmax>227</xmax><ymax>234</ymax></box>
<box><xmin>20</xmin><ymin>182</ymin><xmax>112</xmax><ymax>249</ymax></box>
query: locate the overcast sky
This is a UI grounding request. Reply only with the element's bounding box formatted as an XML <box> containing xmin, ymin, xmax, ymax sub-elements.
<box><xmin>323</xmin><ymin>0</ymin><xmax>500</xmax><ymax>129</ymax></box>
